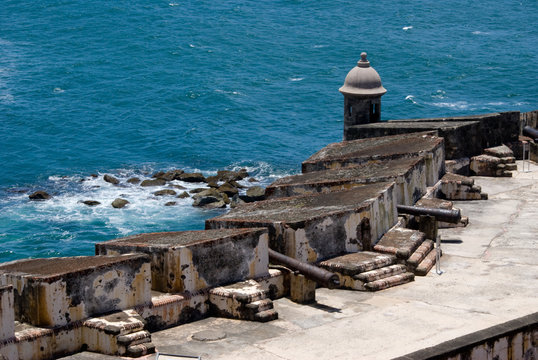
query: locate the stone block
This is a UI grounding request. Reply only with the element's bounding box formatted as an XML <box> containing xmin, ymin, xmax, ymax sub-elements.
<box><xmin>470</xmin><ymin>154</ymin><xmax>502</xmax><ymax>176</ymax></box>
<box><xmin>267</xmin><ymin>156</ymin><xmax>427</xmax><ymax>206</ymax></box>
<box><xmin>0</xmin><ymin>254</ymin><xmax>151</xmax><ymax>327</ymax></box>
<box><xmin>302</xmin><ymin>132</ymin><xmax>445</xmax><ymax>187</ymax></box>
<box><xmin>439</xmin><ymin>173</ymin><xmax>485</xmax><ymax>200</ymax></box>
<box><xmin>96</xmin><ymin>228</ymin><xmax>269</xmax><ymax>293</ymax></box>
<box><xmin>484</xmin><ymin>144</ymin><xmax>514</xmax><ymax>158</ymax></box>
<box><xmin>0</xmin><ymin>285</ymin><xmax>17</xmax><ymax>360</ymax></box>
<box><xmin>289</xmin><ymin>273</ymin><xmax>316</xmax><ymax>304</ymax></box>
<box><xmin>207</xmin><ymin>182</ymin><xmax>397</xmax><ymax>262</ymax></box>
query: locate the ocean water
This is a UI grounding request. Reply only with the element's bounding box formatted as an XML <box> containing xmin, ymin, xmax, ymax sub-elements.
<box><xmin>1</xmin><ymin>0</ymin><xmax>536</xmax><ymax>262</ymax></box>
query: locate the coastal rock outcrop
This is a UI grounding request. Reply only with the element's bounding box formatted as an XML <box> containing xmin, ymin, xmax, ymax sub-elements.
<box><xmin>179</xmin><ymin>172</ymin><xmax>206</xmax><ymax>183</ymax></box>
<box><xmin>153</xmin><ymin>189</ymin><xmax>177</xmax><ymax>197</ymax></box>
<box><xmin>29</xmin><ymin>191</ymin><xmax>52</xmax><ymax>201</ymax></box>
<box><xmin>112</xmin><ymin>198</ymin><xmax>129</xmax><ymax>208</ymax></box>
<box><xmin>140</xmin><ymin>179</ymin><xmax>167</xmax><ymax>187</ymax></box>
<box><xmin>104</xmin><ymin>174</ymin><xmax>120</xmax><ymax>185</ymax></box>
<box><xmin>82</xmin><ymin>200</ymin><xmax>101</xmax><ymax>206</ymax></box>
<box><xmin>241</xmin><ymin>186</ymin><xmax>265</xmax><ymax>203</ymax></box>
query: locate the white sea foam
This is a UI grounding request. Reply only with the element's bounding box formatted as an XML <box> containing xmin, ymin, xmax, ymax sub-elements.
<box><xmin>405</xmin><ymin>95</ymin><xmax>417</xmax><ymax>104</ymax></box>
<box><xmin>431</xmin><ymin>90</ymin><xmax>446</xmax><ymax>99</ymax></box>
<box><xmin>402</xmin><ymin>26</ymin><xmax>413</xmax><ymax>31</ymax></box>
<box><xmin>472</xmin><ymin>31</ymin><xmax>489</xmax><ymax>35</ymax></box>
<box><xmin>289</xmin><ymin>77</ymin><xmax>304</xmax><ymax>82</ymax></box>
<box><xmin>53</xmin><ymin>87</ymin><xmax>65</xmax><ymax>94</ymax></box>
<box><xmin>431</xmin><ymin>101</ymin><xmax>471</xmax><ymax>110</ymax></box>
<box><xmin>313</xmin><ymin>45</ymin><xmax>328</xmax><ymax>48</ymax></box>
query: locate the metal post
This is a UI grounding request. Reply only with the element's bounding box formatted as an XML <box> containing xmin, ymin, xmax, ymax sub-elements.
<box><xmin>522</xmin><ymin>141</ymin><xmax>530</xmax><ymax>173</ymax></box>
<box><xmin>435</xmin><ymin>234</ymin><xmax>443</xmax><ymax>275</ymax></box>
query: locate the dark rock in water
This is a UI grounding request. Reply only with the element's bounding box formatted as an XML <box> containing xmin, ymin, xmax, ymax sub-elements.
<box><xmin>154</xmin><ymin>169</ymin><xmax>185</xmax><ymax>181</ymax></box>
<box><xmin>177</xmin><ymin>191</ymin><xmax>190</xmax><ymax>199</ymax></box>
<box><xmin>230</xmin><ymin>194</ymin><xmax>245</xmax><ymax>208</ymax></box>
<box><xmin>229</xmin><ymin>180</ymin><xmax>246</xmax><ymax>189</ymax></box>
<box><xmin>205</xmin><ymin>175</ymin><xmax>219</xmax><ymax>184</ymax></box>
<box><xmin>170</xmin><ymin>184</ymin><xmax>187</xmax><ymax>190</ymax></box>
<box><xmin>140</xmin><ymin>179</ymin><xmax>166</xmax><ymax>187</ymax></box>
<box><xmin>190</xmin><ymin>188</ymin><xmax>209</xmax><ymax>194</ymax></box>
<box><xmin>204</xmin><ymin>200</ymin><xmax>227</xmax><ymax>209</ymax></box>
<box><xmin>154</xmin><ymin>189</ymin><xmax>177</xmax><ymax>196</ymax></box>
<box><xmin>82</xmin><ymin>200</ymin><xmax>101</xmax><ymax>206</ymax></box>
<box><xmin>238</xmin><ymin>168</ymin><xmax>249</xmax><ymax>179</ymax></box>
<box><xmin>192</xmin><ymin>188</ymin><xmax>228</xmax><ymax>208</ymax></box>
<box><xmin>90</xmin><ymin>174</ymin><xmax>98</xmax><ymax>178</ymax></box>
<box><xmin>218</xmin><ymin>183</ymin><xmax>239</xmax><ymax>197</ymax></box>
<box><xmin>248</xmin><ymin>177</ymin><xmax>258</xmax><ymax>183</ymax></box>
<box><xmin>127</xmin><ymin>177</ymin><xmax>141</xmax><ymax>184</ymax></box>
<box><xmin>104</xmin><ymin>174</ymin><xmax>120</xmax><ymax>185</ymax></box>
<box><xmin>207</xmin><ymin>180</ymin><xmax>219</xmax><ymax>188</ymax></box>
<box><xmin>111</xmin><ymin>198</ymin><xmax>129</xmax><ymax>208</ymax></box>
<box><xmin>165</xmin><ymin>201</ymin><xmax>177</xmax><ymax>206</ymax></box>
<box><xmin>152</xmin><ymin>171</ymin><xmax>166</xmax><ymax>179</ymax></box>
<box><xmin>179</xmin><ymin>172</ymin><xmax>206</xmax><ymax>183</ymax></box>
<box><xmin>241</xmin><ymin>186</ymin><xmax>265</xmax><ymax>202</ymax></box>
<box><xmin>216</xmin><ymin>170</ymin><xmax>245</xmax><ymax>182</ymax></box>
<box><xmin>29</xmin><ymin>191</ymin><xmax>52</xmax><ymax>201</ymax></box>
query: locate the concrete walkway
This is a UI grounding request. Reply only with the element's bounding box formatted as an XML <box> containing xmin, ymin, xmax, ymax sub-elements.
<box><xmin>66</xmin><ymin>161</ymin><xmax>538</xmax><ymax>360</ymax></box>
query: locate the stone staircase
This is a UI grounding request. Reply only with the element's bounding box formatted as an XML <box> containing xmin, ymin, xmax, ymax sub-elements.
<box><xmin>318</xmin><ymin>251</ymin><xmax>415</xmax><ymax>291</ymax></box>
<box><xmin>374</xmin><ymin>227</ymin><xmax>439</xmax><ymax>277</ymax></box>
<box><xmin>470</xmin><ymin>144</ymin><xmax>517</xmax><ymax>177</ymax></box>
<box><xmin>82</xmin><ymin>309</ymin><xmax>155</xmax><ymax>358</ymax></box>
<box><xmin>209</xmin><ymin>279</ymin><xmax>278</xmax><ymax>322</ymax></box>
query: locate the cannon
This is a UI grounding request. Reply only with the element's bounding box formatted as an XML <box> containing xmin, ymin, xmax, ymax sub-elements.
<box><xmin>396</xmin><ymin>204</ymin><xmax>461</xmax><ymax>224</ymax></box>
<box><xmin>523</xmin><ymin>126</ymin><xmax>538</xmax><ymax>140</ymax></box>
<box><xmin>268</xmin><ymin>249</ymin><xmax>340</xmax><ymax>289</ymax></box>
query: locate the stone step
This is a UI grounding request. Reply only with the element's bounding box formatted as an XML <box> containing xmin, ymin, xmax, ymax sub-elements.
<box><xmin>415</xmin><ymin>248</ymin><xmax>438</xmax><ymax>276</ymax></box>
<box><xmin>364</xmin><ymin>272</ymin><xmax>415</xmax><ymax>291</ymax></box>
<box><xmin>354</xmin><ymin>264</ymin><xmax>407</xmax><ymax>282</ymax></box>
<box><xmin>254</xmin><ymin>309</ymin><xmax>279</xmax><ymax>323</ymax></box>
<box><xmin>407</xmin><ymin>239</ymin><xmax>434</xmax><ymax>268</ymax></box>
<box><xmin>373</xmin><ymin>228</ymin><xmax>425</xmax><ymax>259</ymax></box>
<box><xmin>319</xmin><ymin>251</ymin><xmax>396</xmax><ymax>276</ymax></box>
<box><xmin>245</xmin><ymin>299</ymin><xmax>274</xmax><ymax>313</ymax></box>
<box><xmin>126</xmin><ymin>342</ymin><xmax>156</xmax><ymax>358</ymax></box>
<box><xmin>117</xmin><ymin>330</ymin><xmax>151</xmax><ymax>346</ymax></box>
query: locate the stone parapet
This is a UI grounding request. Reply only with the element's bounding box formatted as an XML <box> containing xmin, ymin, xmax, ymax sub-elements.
<box><xmin>96</xmin><ymin>228</ymin><xmax>269</xmax><ymax>293</ymax></box>
<box><xmin>207</xmin><ymin>183</ymin><xmax>397</xmax><ymax>262</ymax></box>
<box><xmin>267</xmin><ymin>156</ymin><xmax>427</xmax><ymax>206</ymax></box>
<box><xmin>0</xmin><ymin>254</ymin><xmax>151</xmax><ymax>327</ymax></box>
<box><xmin>302</xmin><ymin>132</ymin><xmax>445</xmax><ymax>187</ymax></box>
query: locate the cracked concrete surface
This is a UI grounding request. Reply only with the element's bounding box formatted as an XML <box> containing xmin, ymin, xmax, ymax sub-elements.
<box><xmin>64</xmin><ymin>161</ymin><xmax>538</xmax><ymax>360</ymax></box>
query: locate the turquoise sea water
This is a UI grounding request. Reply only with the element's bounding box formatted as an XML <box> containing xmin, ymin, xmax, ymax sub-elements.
<box><xmin>1</xmin><ymin>0</ymin><xmax>537</xmax><ymax>262</ymax></box>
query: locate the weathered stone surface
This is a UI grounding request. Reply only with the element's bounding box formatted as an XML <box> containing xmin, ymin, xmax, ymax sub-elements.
<box><xmin>104</xmin><ymin>174</ymin><xmax>120</xmax><ymax>185</ymax></box>
<box><xmin>302</xmin><ymin>132</ymin><xmax>445</xmax><ymax>187</ymax></box>
<box><xmin>319</xmin><ymin>251</ymin><xmax>396</xmax><ymax>276</ymax></box>
<box><xmin>96</xmin><ymin>228</ymin><xmax>269</xmax><ymax>293</ymax></box>
<box><xmin>373</xmin><ymin>227</ymin><xmax>425</xmax><ymax>259</ymax></box>
<box><xmin>179</xmin><ymin>172</ymin><xmax>206</xmax><ymax>183</ymax></box>
<box><xmin>140</xmin><ymin>179</ymin><xmax>166</xmax><ymax>187</ymax></box>
<box><xmin>439</xmin><ymin>173</ymin><xmax>485</xmax><ymax>200</ymax></box>
<box><xmin>0</xmin><ymin>254</ymin><xmax>151</xmax><ymax>327</ymax></box>
<box><xmin>190</xmin><ymin>187</ymin><xmax>210</xmax><ymax>194</ymax></box>
<box><xmin>484</xmin><ymin>144</ymin><xmax>514</xmax><ymax>158</ymax></box>
<box><xmin>192</xmin><ymin>188</ymin><xmax>228</xmax><ymax>208</ymax></box>
<box><xmin>207</xmin><ymin>183</ymin><xmax>397</xmax><ymax>262</ymax></box>
<box><xmin>112</xmin><ymin>198</ymin><xmax>129</xmax><ymax>208</ymax></box>
<box><xmin>82</xmin><ymin>200</ymin><xmax>101</xmax><ymax>206</ymax></box>
<box><xmin>267</xmin><ymin>157</ymin><xmax>426</xmax><ymax>206</ymax></box>
<box><xmin>445</xmin><ymin>157</ymin><xmax>470</xmax><ymax>175</ymax></box>
<box><xmin>470</xmin><ymin>154</ymin><xmax>511</xmax><ymax>177</ymax></box>
<box><xmin>344</xmin><ymin>111</ymin><xmax>520</xmax><ymax>159</ymax></box>
<box><xmin>153</xmin><ymin>189</ymin><xmax>177</xmax><ymax>196</ymax></box>
<box><xmin>28</xmin><ymin>190</ymin><xmax>51</xmax><ymax>200</ymax></box>
<box><xmin>164</xmin><ymin>201</ymin><xmax>177</xmax><ymax>206</ymax></box>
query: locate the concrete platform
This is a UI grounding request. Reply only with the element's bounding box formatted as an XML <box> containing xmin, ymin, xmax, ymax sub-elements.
<box><xmin>62</xmin><ymin>161</ymin><xmax>538</xmax><ymax>360</ymax></box>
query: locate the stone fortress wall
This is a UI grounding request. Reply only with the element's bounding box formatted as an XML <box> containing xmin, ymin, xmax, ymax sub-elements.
<box><xmin>0</xmin><ymin>54</ymin><xmax>537</xmax><ymax>359</ymax></box>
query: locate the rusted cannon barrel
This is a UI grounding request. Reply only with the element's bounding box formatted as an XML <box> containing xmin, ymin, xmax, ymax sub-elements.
<box><xmin>523</xmin><ymin>126</ymin><xmax>538</xmax><ymax>140</ymax></box>
<box><xmin>397</xmin><ymin>204</ymin><xmax>461</xmax><ymax>224</ymax></box>
<box><xmin>268</xmin><ymin>249</ymin><xmax>340</xmax><ymax>289</ymax></box>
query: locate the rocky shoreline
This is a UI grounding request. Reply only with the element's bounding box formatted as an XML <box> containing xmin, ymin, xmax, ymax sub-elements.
<box><xmin>27</xmin><ymin>168</ymin><xmax>267</xmax><ymax>210</ymax></box>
